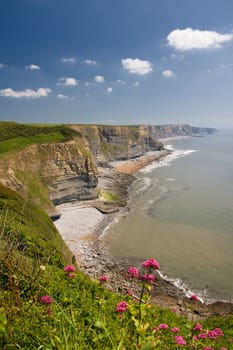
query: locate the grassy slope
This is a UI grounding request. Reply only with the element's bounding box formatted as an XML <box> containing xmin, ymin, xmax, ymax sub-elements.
<box><xmin>0</xmin><ymin>121</ymin><xmax>81</xmax><ymax>156</ymax></box>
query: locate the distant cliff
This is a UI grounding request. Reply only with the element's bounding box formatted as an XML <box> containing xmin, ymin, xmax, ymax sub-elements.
<box><xmin>0</xmin><ymin>123</ymin><xmax>216</xmax><ymax>215</ymax></box>
<box><xmin>140</xmin><ymin>124</ymin><xmax>216</xmax><ymax>139</ymax></box>
<box><xmin>71</xmin><ymin>125</ymin><xmax>164</xmax><ymax>165</ymax></box>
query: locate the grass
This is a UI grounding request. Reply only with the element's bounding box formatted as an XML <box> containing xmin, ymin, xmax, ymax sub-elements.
<box><xmin>99</xmin><ymin>190</ymin><xmax>120</xmax><ymax>202</ymax></box>
<box><xmin>0</xmin><ymin>121</ymin><xmax>81</xmax><ymax>155</ymax></box>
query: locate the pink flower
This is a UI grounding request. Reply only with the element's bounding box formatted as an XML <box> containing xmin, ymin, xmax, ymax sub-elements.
<box><xmin>99</xmin><ymin>275</ymin><xmax>109</xmax><ymax>282</ymax></box>
<box><xmin>115</xmin><ymin>301</ymin><xmax>128</xmax><ymax>313</ymax></box>
<box><xmin>207</xmin><ymin>330</ymin><xmax>218</xmax><ymax>339</ymax></box>
<box><xmin>126</xmin><ymin>266</ymin><xmax>139</xmax><ymax>279</ymax></box>
<box><xmin>158</xmin><ymin>323</ymin><xmax>169</xmax><ymax>329</ymax></box>
<box><xmin>140</xmin><ymin>273</ymin><xmax>155</xmax><ymax>284</ymax></box>
<box><xmin>190</xmin><ymin>294</ymin><xmax>199</xmax><ymax>301</ymax></box>
<box><xmin>193</xmin><ymin>335</ymin><xmax>198</xmax><ymax>342</ymax></box>
<box><xmin>220</xmin><ymin>348</ymin><xmax>228</xmax><ymax>350</ymax></box>
<box><xmin>170</xmin><ymin>306</ymin><xmax>177</xmax><ymax>313</ymax></box>
<box><xmin>66</xmin><ymin>273</ymin><xmax>75</xmax><ymax>279</ymax></box>
<box><xmin>171</xmin><ymin>327</ymin><xmax>180</xmax><ymax>333</ymax></box>
<box><xmin>198</xmin><ymin>333</ymin><xmax>207</xmax><ymax>339</ymax></box>
<box><xmin>141</xmin><ymin>258</ymin><xmax>160</xmax><ymax>270</ymax></box>
<box><xmin>39</xmin><ymin>295</ymin><xmax>53</xmax><ymax>305</ymax></box>
<box><xmin>127</xmin><ymin>289</ymin><xmax>133</xmax><ymax>296</ymax></box>
<box><xmin>203</xmin><ymin>348</ymin><xmax>213</xmax><ymax>350</ymax></box>
<box><xmin>214</xmin><ymin>327</ymin><xmax>224</xmax><ymax>337</ymax></box>
<box><xmin>193</xmin><ymin>323</ymin><xmax>202</xmax><ymax>331</ymax></box>
<box><xmin>175</xmin><ymin>335</ymin><xmax>186</xmax><ymax>345</ymax></box>
<box><xmin>64</xmin><ymin>265</ymin><xmax>76</xmax><ymax>272</ymax></box>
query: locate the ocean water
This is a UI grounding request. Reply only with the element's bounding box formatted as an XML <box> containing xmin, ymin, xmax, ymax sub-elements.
<box><xmin>103</xmin><ymin>130</ymin><xmax>233</xmax><ymax>303</ymax></box>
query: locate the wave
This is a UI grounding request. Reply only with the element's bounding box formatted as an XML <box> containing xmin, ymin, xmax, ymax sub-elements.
<box><xmin>157</xmin><ymin>270</ymin><xmax>216</xmax><ymax>304</ymax></box>
<box><xmin>140</xmin><ymin>147</ymin><xmax>198</xmax><ymax>173</ymax></box>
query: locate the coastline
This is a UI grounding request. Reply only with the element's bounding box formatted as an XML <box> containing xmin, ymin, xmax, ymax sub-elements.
<box><xmin>54</xmin><ymin>148</ymin><xmax>233</xmax><ymax>320</ymax></box>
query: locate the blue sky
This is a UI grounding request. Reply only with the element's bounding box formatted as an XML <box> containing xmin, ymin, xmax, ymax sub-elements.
<box><xmin>1</xmin><ymin>0</ymin><xmax>233</xmax><ymax>127</ymax></box>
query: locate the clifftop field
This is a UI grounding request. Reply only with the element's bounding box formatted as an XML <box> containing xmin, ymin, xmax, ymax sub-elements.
<box><xmin>0</xmin><ymin>122</ymin><xmax>232</xmax><ymax>349</ymax></box>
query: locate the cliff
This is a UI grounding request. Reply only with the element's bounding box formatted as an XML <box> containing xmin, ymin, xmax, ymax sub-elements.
<box><xmin>0</xmin><ymin>135</ymin><xmax>98</xmax><ymax>216</ymax></box>
<box><xmin>140</xmin><ymin>124</ymin><xmax>216</xmax><ymax>139</ymax></box>
<box><xmin>71</xmin><ymin>125</ymin><xmax>164</xmax><ymax>165</ymax></box>
<box><xmin>0</xmin><ymin>122</ymin><xmax>216</xmax><ymax>215</ymax></box>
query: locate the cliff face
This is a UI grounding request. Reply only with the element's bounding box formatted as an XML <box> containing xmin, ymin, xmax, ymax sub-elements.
<box><xmin>0</xmin><ymin>123</ymin><xmax>216</xmax><ymax>214</ymax></box>
<box><xmin>0</xmin><ymin>136</ymin><xmax>98</xmax><ymax>214</ymax></box>
<box><xmin>141</xmin><ymin>124</ymin><xmax>216</xmax><ymax>139</ymax></box>
<box><xmin>71</xmin><ymin>125</ymin><xmax>164</xmax><ymax>164</ymax></box>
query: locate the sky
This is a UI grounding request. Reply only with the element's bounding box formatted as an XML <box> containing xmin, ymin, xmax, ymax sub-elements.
<box><xmin>0</xmin><ymin>0</ymin><xmax>233</xmax><ymax>128</ymax></box>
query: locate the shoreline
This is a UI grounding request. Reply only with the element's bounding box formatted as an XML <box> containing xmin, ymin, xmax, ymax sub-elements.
<box><xmin>54</xmin><ymin>148</ymin><xmax>233</xmax><ymax>320</ymax></box>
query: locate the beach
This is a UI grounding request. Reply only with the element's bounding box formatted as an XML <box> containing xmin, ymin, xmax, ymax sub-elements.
<box><xmin>54</xmin><ymin>147</ymin><xmax>233</xmax><ymax>320</ymax></box>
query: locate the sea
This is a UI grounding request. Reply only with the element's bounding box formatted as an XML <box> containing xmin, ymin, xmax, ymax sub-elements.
<box><xmin>103</xmin><ymin>129</ymin><xmax>233</xmax><ymax>303</ymax></box>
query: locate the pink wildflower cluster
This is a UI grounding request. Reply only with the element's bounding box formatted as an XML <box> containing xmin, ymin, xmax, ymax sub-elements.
<box><xmin>64</xmin><ymin>265</ymin><xmax>76</xmax><ymax>279</ymax></box>
<box><xmin>115</xmin><ymin>300</ymin><xmax>128</xmax><ymax>313</ymax></box>
<box><xmin>171</xmin><ymin>327</ymin><xmax>180</xmax><ymax>333</ymax></box>
<box><xmin>39</xmin><ymin>295</ymin><xmax>53</xmax><ymax>305</ymax></box>
<box><xmin>190</xmin><ymin>294</ymin><xmax>199</xmax><ymax>301</ymax></box>
<box><xmin>175</xmin><ymin>335</ymin><xmax>186</xmax><ymax>345</ymax></box>
<box><xmin>140</xmin><ymin>273</ymin><xmax>155</xmax><ymax>285</ymax></box>
<box><xmin>141</xmin><ymin>258</ymin><xmax>160</xmax><ymax>270</ymax></box>
<box><xmin>193</xmin><ymin>323</ymin><xmax>202</xmax><ymax>331</ymax></box>
<box><xmin>99</xmin><ymin>275</ymin><xmax>109</xmax><ymax>283</ymax></box>
<box><xmin>158</xmin><ymin>323</ymin><xmax>169</xmax><ymax>330</ymax></box>
<box><xmin>126</xmin><ymin>266</ymin><xmax>139</xmax><ymax>279</ymax></box>
<box><xmin>64</xmin><ymin>265</ymin><xmax>76</xmax><ymax>272</ymax></box>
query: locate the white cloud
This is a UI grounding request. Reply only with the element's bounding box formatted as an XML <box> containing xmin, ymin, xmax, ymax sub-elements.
<box><xmin>106</xmin><ymin>87</ymin><xmax>113</xmax><ymax>93</ymax></box>
<box><xmin>0</xmin><ymin>88</ymin><xmax>52</xmax><ymax>98</ymax></box>
<box><xmin>121</xmin><ymin>58</ymin><xmax>153</xmax><ymax>75</ymax></box>
<box><xmin>57</xmin><ymin>77</ymin><xmax>78</xmax><ymax>86</ymax></box>
<box><xmin>0</xmin><ymin>63</ymin><xmax>5</xmax><ymax>69</ymax></box>
<box><xmin>57</xmin><ymin>94</ymin><xmax>68</xmax><ymax>99</ymax></box>
<box><xmin>95</xmin><ymin>75</ymin><xmax>105</xmax><ymax>83</ymax></box>
<box><xmin>167</xmin><ymin>27</ymin><xmax>233</xmax><ymax>50</ymax></box>
<box><xmin>25</xmin><ymin>64</ymin><xmax>40</xmax><ymax>70</ymax></box>
<box><xmin>162</xmin><ymin>70</ymin><xmax>175</xmax><ymax>78</ymax></box>
<box><xmin>85</xmin><ymin>59</ymin><xmax>97</xmax><ymax>65</ymax></box>
<box><xmin>134</xmin><ymin>81</ymin><xmax>139</xmax><ymax>87</ymax></box>
<box><xmin>61</xmin><ymin>57</ymin><xmax>77</xmax><ymax>64</ymax></box>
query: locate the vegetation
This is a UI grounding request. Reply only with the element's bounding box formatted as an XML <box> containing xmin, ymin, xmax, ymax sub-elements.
<box><xmin>99</xmin><ymin>190</ymin><xmax>120</xmax><ymax>203</ymax></box>
<box><xmin>0</xmin><ymin>184</ymin><xmax>232</xmax><ymax>349</ymax></box>
<box><xmin>0</xmin><ymin>121</ymin><xmax>81</xmax><ymax>155</ymax></box>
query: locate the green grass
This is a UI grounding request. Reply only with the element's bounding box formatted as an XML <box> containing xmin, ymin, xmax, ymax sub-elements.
<box><xmin>99</xmin><ymin>190</ymin><xmax>120</xmax><ymax>202</ymax></box>
<box><xmin>0</xmin><ymin>133</ymin><xmax>65</xmax><ymax>155</ymax></box>
<box><xmin>0</xmin><ymin>121</ymin><xmax>81</xmax><ymax>155</ymax></box>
